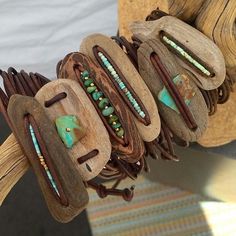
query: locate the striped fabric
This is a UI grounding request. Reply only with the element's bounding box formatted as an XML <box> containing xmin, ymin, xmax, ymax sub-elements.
<box><xmin>87</xmin><ymin>175</ymin><xmax>236</xmax><ymax>236</ymax></box>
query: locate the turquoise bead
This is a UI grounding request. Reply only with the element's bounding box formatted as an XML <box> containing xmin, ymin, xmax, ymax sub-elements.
<box><xmin>82</xmin><ymin>70</ymin><xmax>89</xmax><ymax>78</ymax></box>
<box><xmin>99</xmin><ymin>98</ymin><xmax>109</xmax><ymax>109</ymax></box>
<box><xmin>84</xmin><ymin>78</ymin><xmax>94</xmax><ymax>87</ymax></box>
<box><xmin>87</xmin><ymin>86</ymin><xmax>97</xmax><ymax>93</ymax></box>
<box><xmin>55</xmin><ymin>115</ymin><xmax>85</xmax><ymax>149</ymax></box>
<box><xmin>92</xmin><ymin>91</ymin><xmax>103</xmax><ymax>101</ymax></box>
<box><xmin>112</xmin><ymin>122</ymin><xmax>121</xmax><ymax>129</ymax></box>
<box><xmin>116</xmin><ymin>128</ymin><xmax>124</xmax><ymax>137</ymax></box>
<box><xmin>108</xmin><ymin>115</ymin><xmax>119</xmax><ymax>124</ymax></box>
<box><xmin>102</xmin><ymin>107</ymin><xmax>114</xmax><ymax>116</ymax></box>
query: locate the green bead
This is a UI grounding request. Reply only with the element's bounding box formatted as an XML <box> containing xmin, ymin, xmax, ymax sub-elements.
<box><xmin>82</xmin><ymin>70</ymin><xmax>89</xmax><ymax>78</ymax></box>
<box><xmin>108</xmin><ymin>115</ymin><xmax>119</xmax><ymax>124</ymax></box>
<box><xmin>112</xmin><ymin>122</ymin><xmax>121</xmax><ymax>129</ymax></box>
<box><xmin>92</xmin><ymin>91</ymin><xmax>103</xmax><ymax>101</ymax></box>
<box><xmin>87</xmin><ymin>86</ymin><xmax>97</xmax><ymax>93</ymax></box>
<box><xmin>84</xmin><ymin>78</ymin><xmax>94</xmax><ymax>87</ymax></box>
<box><xmin>99</xmin><ymin>98</ymin><xmax>109</xmax><ymax>109</ymax></box>
<box><xmin>55</xmin><ymin>115</ymin><xmax>85</xmax><ymax>149</ymax></box>
<box><xmin>102</xmin><ymin>107</ymin><xmax>114</xmax><ymax>116</ymax></box>
<box><xmin>116</xmin><ymin>128</ymin><xmax>124</xmax><ymax>137</ymax></box>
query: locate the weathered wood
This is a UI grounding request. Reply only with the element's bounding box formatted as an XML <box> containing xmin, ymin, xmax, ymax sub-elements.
<box><xmin>7</xmin><ymin>95</ymin><xmax>89</xmax><ymax>223</ymax></box>
<box><xmin>0</xmin><ymin>133</ymin><xmax>29</xmax><ymax>205</ymax></box>
<box><xmin>196</xmin><ymin>0</ymin><xmax>236</xmax><ymax>82</ymax></box>
<box><xmin>130</xmin><ymin>16</ymin><xmax>226</xmax><ymax>90</ymax></box>
<box><xmin>138</xmin><ymin>38</ymin><xmax>208</xmax><ymax>142</ymax></box>
<box><xmin>36</xmin><ymin>79</ymin><xmax>112</xmax><ymax>180</ymax></box>
<box><xmin>198</xmin><ymin>83</ymin><xmax>236</xmax><ymax>147</ymax></box>
<box><xmin>118</xmin><ymin>0</ymin><xmax>205</xmax><ymax>40</ymax></box>
<box><xmin>58</xmin><ymin>52</ymin><xmax>145</xmax><ymax>163</ymax></box>
<box><xmin>80</xmin><ymin>33</ymin><xmax>161</xmax><ymax>142</ymax></box>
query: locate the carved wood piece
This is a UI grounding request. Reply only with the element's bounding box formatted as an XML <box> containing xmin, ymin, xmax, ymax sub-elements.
<box><xmin>138</xmin><ymin>39</ymin><xmax>208</xmax><ymax>142</ymax></box>
<box><xmin>58</xmin><ymin>53</ymin><xmax>145</xmax><ymax>163</ymax></box>
<box><xmin>7</xmin><ymin>95</ymin><xmax>89</xmax><ymax>223</ymax></box>
<box><xmin>130</xmin><ymin>16</ymin><xmax>226</xmax><ymax>90</ymax></box>
<box><xmin>35</xmin><ymin>79</ymin><xmax>112</xmax><ymax>180</ymax></box>
<box><xmin>80</xmin><ymin>33</ymin><xmax>161</xmax><ymax>142</ymax></box>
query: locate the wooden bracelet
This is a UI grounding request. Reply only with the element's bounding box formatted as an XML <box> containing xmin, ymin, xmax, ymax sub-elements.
<box><xmin>137</xmin><ymin>38</ymin><xmax>208</xmax><ymax>142</ymax></box>
<box><xmin>80</xmin><ymin>33</ymin><xmax>161</xmax><ymax>142</ymax></box>
<box><xmin>7</xmin><ymin>94</ymin><xmax>88</xmax><ymax>223</ymax></box>
<box><xmin>130</xmin><ymin>15</ymin><xmax>226</xmax><ymax>90</ymax></box>
<box><xmin>35</xmin><ymin>79</ymin><xmax>112</xmax><ymax>180</ymax></box>
<box><xmin>57</xmin><ymin>52</ymin><xmax>145</xmax><ymax>163</ymax></box>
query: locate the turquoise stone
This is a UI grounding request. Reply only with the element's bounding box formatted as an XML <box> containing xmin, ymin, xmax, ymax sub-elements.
<box><xmin>84</xmin><ymin>78</ymin><xmax>94</xmax><ymax>87</ymax></box>
<box><xmin>112</xmin><ymin>122</ymin><xmax>121</xmax><ymax>129</ymax></box>
<box><xmin>102</xmin><ymin>107</ymin><xmax>114</xmax><ymax>116</ymax></box>
<box><xmin>108</xmin><ymin>115</ymin><xmax>119</xmax><ymax>124</ymax></box>
<box><xmin>158</xmin><ymin>85</ymin><xmax>180</xmax><ymax>114</ymax></box>
<box><xmin>99</xmin><ymin>98</ymin><xmax>109</xmax><ymax>109</ymax></box>
<box><xmin>116</xmin><ymin>127</ymin><xmax>124</xmax><ymax>137</ymax></box>
<box><xmin>55</xmin><ymin>115</ymin><xmax>85</xmax><ymax>149</ymax></box>
<box><xmin>87</xmin><ymin>86</ymin><xmax>97</xmax><ymax>93</ymax></box>
<box><xmin>82</xmin><ymin>70</ymin><xmax>89</xmax><ymax>78</ymax></box>
<box><xmin>92</xmin><ymin>91</ymin><xmax>103</xmax><ymax>101</ymax></box>
<box><xmin>158</xmin><ymin>74</ymin><xmax>195</xmax><ymax>113</ymax></box>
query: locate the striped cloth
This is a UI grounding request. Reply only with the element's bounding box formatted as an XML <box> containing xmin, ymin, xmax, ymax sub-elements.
<box><xmin>87</xmin><ymin>175</ymin><xmax>236</xmax><ymax>236</ymax></box>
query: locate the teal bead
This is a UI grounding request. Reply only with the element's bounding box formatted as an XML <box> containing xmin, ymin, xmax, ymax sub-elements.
<box><xmin>116</xmin><ymin>128</ymin><xmax>124</xmax><ymax>137</ymax></box>
<box><xmin>82</xmin><ymin>70</ymin><xmax>89</xmax><ymax>78</ymax></box>
<box><xmin>92</xmin><ymin>91</ymin><xmax>103</xmax><ymax>101</ymax></box>
<box><xmin>108</xmin><ymin>115</ymin><xmax>119</xmax><ymax>124</ymax></box>
<box><xmin>102</xmin><ymin>107</ymin><xmax>114</xmax><ymax>116</ymax></box>
<box><xmin>99</xmin><ymin>98</ymin><xmax>109</xmax><ymax>109</ymax></box>
<box><xmin>112</xmin><ymin>122</ymin><xmax>121</xmax><ymax>129</ymax></box>
<box><xmin>55</xmin><ymin>115</ymin><xmax>85</xmax><ymax>149</ymax></box>
<box><xmin>84</xmin><ymin>78</ymin><xmax>94</xmax><ymax>87</ymax></box>
<box><xmin>87</xmin><ymin>86</ymin><xmax>97</xmax><ymax>93</ymax></box>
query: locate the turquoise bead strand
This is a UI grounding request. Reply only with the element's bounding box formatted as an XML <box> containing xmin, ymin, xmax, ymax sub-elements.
<box><xmin>80</xmin><ymin>69</ymin><xmax>125</xmax><ymax>139</ymax></box>
<box><xmin>162</xmin><ymin>35</ymin><xmax>212</xmax><ymax>77</ymax></box>
<box><xmin>29</xmin><ymin>125</ymin><xmax>60</xmax><ymax>197</ymax></box>
<box><xmin>97</xmin><ymin>51</ymin><xmax>146</xmax><ymax>119</ymax></box>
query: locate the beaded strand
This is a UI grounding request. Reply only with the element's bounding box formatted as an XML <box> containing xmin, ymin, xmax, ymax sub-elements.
<box><xmin>80</xmin><ymin>70</ymin><xmax>125</xmax><ymax>139</ymax></box>
<box><xmin>162</xmin><ymin>35</ymin><xmax>212</xmax><ymax>77</ymax></box>
<box><xmin>29</xmin><ymin>125</ymin><xmax>60</xmax><ymax>197</ymax></box>
<box><xmin>97</xmin><ymin>51</ymin><xmax>146</xmax><ymax>119</ymax></box>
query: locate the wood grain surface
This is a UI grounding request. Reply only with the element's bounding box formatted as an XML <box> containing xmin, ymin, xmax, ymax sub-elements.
<box><xmin>58</xmin><ymin>52</ymin><xmax>145</xmax><ymax>163</ymax></box>
<box><xmin>7</xmin><ymin>95</ymin><xmax>89</xmax><ymax>223</ymax></box>
<box><xmin>80</xmin><ymin>33</ymin><xmax>161</xmax><ymax>142</ymax></box>
<box><xmin>36</xmin><ymin>79</ymin><xmax>112</xmax><ymax>180</ymax></box>
<box><xmin>130</xmin><ymin>16</ymin><xmax>226</xmax><ymax>90</ymax></box>
<box><xmin>138</xmin><ymin>39</ymin><xmax>208</xmax><ymax>142</ymax></box>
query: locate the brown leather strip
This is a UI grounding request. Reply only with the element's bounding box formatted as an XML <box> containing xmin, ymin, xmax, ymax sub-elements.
<box><xmin>86</xmin><ymin>180</ymin><xmax>134</xmax><ymax>201</ymax></box>
<box><xmin>25</xmin><ymin>114</ymin><xmax>69</xmax><ymax>206</ymax></box>
<box><xmin>77</xmin><ymin>149</ymin><xmax>99</xmax><ymax>164</ymax></box>
<box><xmin>93</xmin><ymin>45</ymin><xmax>151</xmax><ymax>126</ymax></box>
<box><xmin>20</xmin><ymin>70</ymin><xmax>39</xmax><ymax>95</ymax></box>
<box><xmin>150</xmin><ymin>53</ymin><xmax>198</xmax><ymax>130</ymax></box>
<box><xmin>1</xmin><ymin>70</ymin><xmax>16</xmax><ymax>97</ymax></box>
<box><xmin>44</xmin><ymin>92</ymin><xmax>67</xmax><ymax>107</ymax></box>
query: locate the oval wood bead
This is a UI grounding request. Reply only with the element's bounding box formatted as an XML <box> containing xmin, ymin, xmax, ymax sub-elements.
<box><xmin>7</xmin><ymin>95</ymin><xmax>89</xmax><ymax>223</ymax></box>
<box><xmin>35</xmin><ymin>79</ymin><xmax>112</xmax><ymax>181</ymax></box>
<box><xmin>79</xmin><ymin>33</ymin><xmax>161</xmax><ymax>142</ymax></box>
<box><xmin>58</xmin><ymin>52</ymin><xmax>146</xmax><ymax>163</ymax></box>
<box><xmin>130</xmin><ymin>15</ymin><xmax>226</xmax><ymax>90</ymax></box>
<box><xmin>138</xmin><ymin>38</ymin><xmax>208</xmax><ymax>142</ymax></box>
